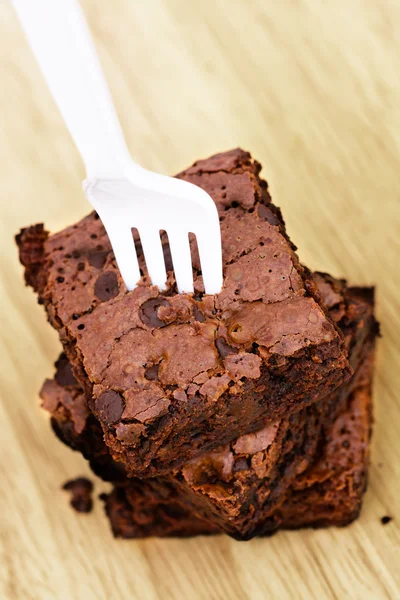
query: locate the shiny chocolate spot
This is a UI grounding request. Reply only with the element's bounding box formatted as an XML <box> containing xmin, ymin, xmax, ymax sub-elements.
<box><xmin>145</xmin><ymin>364</ymin><xmax>159</xmax><ymax>381</ymax></box>
<box><xmin>140</xmin><ymin>297</ymin><xmax>170</xmax><ymax>327</ymax></box>
<box><xmin>95</xmin><ymin>390</ymin><xmax>124</xmax><ymax>425</ymax></box>
<box><xmin>257</xmin><ymin>204</ymin><xmax>280</xmax><ymax>225</ymax></box>
<box><xmin>193</xmin><ymin>305</ymin><xmax>205</xmax><ymax>322</ymax></box>
<box><xmin>88</xmin><ymin>249</ymin><xmax>108</xmax><ymax>269</ymax></box>
<box><xmin>215</xmin><ymin>337</ymin><xmax>238</xmax><ymax>359</ymax></box>
<box><xmin>94</xmin><ymin>271</ymin><xmax>119</xmax><ymax>301</ymax></box>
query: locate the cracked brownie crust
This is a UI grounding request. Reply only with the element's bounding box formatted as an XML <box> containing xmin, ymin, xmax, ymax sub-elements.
<box><xmin>19</xmin><ymin>149</ymin><xmax>350</xmax><ymax>477</ymax></box>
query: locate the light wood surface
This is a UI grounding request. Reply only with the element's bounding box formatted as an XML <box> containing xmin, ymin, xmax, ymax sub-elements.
<box><xmin>1</xmin><ymin>1</ymin><xmax>399</xmax><ymax>598</ymax></box>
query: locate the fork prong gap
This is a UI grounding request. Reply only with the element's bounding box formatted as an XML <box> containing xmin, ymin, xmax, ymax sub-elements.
<box><xmin>167</xmin><ymin>230</ymin><xmax>194</xmax><ymax>294</ymax></box>
<box><xmin>139</xmin><ymin>228</ymin><xmax>168</xmax><ymax>290</ymax></box>
<box><xmin>189</xmin><ymin>232</ymin><xmax>201</xmax><ymax>277</ymax></box>
<box><xmin>160</xmin><ymin>230</ymin><xmax>173</xmax><ymax>274</ymax></box>
<box><xmin>131</xmin><ymin>227</ymin><xmax>146</xmax><ymax>277</ymax></box>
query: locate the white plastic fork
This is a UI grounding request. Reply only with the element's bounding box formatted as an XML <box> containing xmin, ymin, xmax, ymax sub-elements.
<box><xmin>12</xmin><ymin>0</ymin><xmax>223</xmax><ymax>294</ymax></box>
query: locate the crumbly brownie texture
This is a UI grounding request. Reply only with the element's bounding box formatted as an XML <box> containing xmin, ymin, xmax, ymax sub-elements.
<box><xmin>49</xmin><ymin>334</ymin><xmax>374</xmax><ymax>540</ymax></box>
<box><xmin>18</xmin><ymin>149</ymin><xmax>350</xmax><ymax>477</ymax></box>
<box><xmin>268</xmin><ymin>351</ymin><xmax>374</xmax><ymax>531</ymax></box>
<box><xmin>102</xmin><ymin>347</ymin><xmax>374</xmax><ymax>539</ymax></box>
<box><xmin>40</xmin><ymin>278</ymin><xmax>377</xmax><ymax>538</ymax></box>
<box><xmin>41</xmin><ymin>354</ymin><xmax>127</xmax><ymax>483</ymax></box>
<box><xmin>100</xmin><ymin>484</ymin><xmax>218</xmax><ymax>539</ymax></box>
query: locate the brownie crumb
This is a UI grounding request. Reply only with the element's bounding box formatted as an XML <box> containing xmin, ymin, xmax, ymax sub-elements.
<box><xmin>380</xmin><ymin>516</ymin><xmax>392</xmax><ymax>525</ymax></box>
<box><xmin>62</xmin><ymin>477</ymin><xmax>94</xmax><ymax>513</ymax></box>
<box><xmin>55</xmin><ymin>353</ymin><xmax>77</xmax><ymax>387</ymax></box>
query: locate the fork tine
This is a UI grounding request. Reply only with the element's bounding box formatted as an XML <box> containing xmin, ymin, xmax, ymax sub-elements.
<box><xmin>167</xmin><ymin>229</ymin><xmax>194</xmax><ymax>294</ymax></box>
<box><xmin>195</xmin><ymin>224</ymin><xmax>223</xmax><ymax>295</ymax></box>
<box><xmin>139</xmin><ymin>227</ymin><xmax>167</xmax><ymax>291</ymax></box>
<box><xmin>106</xmin><ymin>226</ymin><xmax>140</xmax><ymax>291</ymax></box>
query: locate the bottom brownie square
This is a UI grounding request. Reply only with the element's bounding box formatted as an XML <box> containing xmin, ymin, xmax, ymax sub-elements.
<box><xmin>42</xmin><ymin>340</ymin><xmax>374</xmax><ymax>539</ymax></box>
<box><xmin>101</xmin><ymin>345</ymin><xmax>374</xmax><ymax>538</ymax></box>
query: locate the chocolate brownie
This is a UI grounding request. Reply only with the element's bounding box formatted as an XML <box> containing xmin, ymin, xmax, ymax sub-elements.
<box><xmin>62</xmin><ymin>477</ymin><xmax>94</xmax><ymax>513</ymax></box>
<box><xmin>18</xmin><ymin>149</ymin><xmax>350</xmax><ymax>477</ymax></box>
<box><xmin>102</xmin><ymin>348</ymin><xmax>374</xmax><ymax>539</ymax></box>
<box><xmin>100</xmin><ymin>485</ymin><xmax>218</xmax><ymax>539</ymax></box>
<box><xmin>40</xmin><ymin>277</ymin><xmax>377</xmax><ymax>539</ymax></box>
<box><xmin>268</xmin><ymin>354</ymin><xmax>374</xmax><ymax>531</ymax></box>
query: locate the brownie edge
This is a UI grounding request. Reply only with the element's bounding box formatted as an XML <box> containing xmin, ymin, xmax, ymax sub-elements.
<box><xmin>18</xmin><ymin>148</ymin><xmax>350</xmax><ymax>477</ymax></box>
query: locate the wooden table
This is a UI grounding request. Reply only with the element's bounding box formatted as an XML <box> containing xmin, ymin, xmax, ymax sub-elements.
<box><xmin>1</xmin><ymin>1</ymin><xmax>399</xmax><ymax>598</ymax></box>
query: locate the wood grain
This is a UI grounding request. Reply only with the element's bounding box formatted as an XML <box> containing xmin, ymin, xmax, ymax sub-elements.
<box><xmin>0</xmin><ymin>1</ymin><xmax>399</xmax><ymax>598</ymax></box>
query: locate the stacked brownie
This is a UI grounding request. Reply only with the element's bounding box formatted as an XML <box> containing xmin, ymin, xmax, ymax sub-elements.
<box><xmin>17</xmin><ymin>149</ymin><xmax>378</xmax><ymax>540</ymax></box>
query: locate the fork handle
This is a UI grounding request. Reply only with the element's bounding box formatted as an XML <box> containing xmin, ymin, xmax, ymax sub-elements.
<box><xmin>12</xmin><ymin>0</ymin><xmax>132</xmax><ymax>179</ymax></box>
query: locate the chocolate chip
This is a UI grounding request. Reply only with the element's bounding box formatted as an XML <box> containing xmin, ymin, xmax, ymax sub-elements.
<box><xmin>72</xmin><ymin>250</ymin><xmax>81</xmax><ymax>259</ymax></box>
<box><xmin>257</xmin><ymin>204</ymin><xmax>280</xmax><ymax>225</ymax></box>
<box><xmin>72</xmin><ymin>313</ymin><xmax>80</xmax><ymax>320</ymax></box>
<box><xmin>94</xmin><ymin>271</ymin><xmax>119</xmax><ymax>301</ymax></box>
<box><xmin>77</xmin><ymin>323</ymin><xmax>85</xmax><ymax>330</ymax></box>
<box><xmin>89</xmin><ymin>249</ymin><xmax>108</xmax><ymax>269</ymax></box>
<box><xmin>140</xmin><ymin>298</ymin><xmax>170</xmax><ymax>327</ymax></box>
<box><xmin>145</xmin><ymin>364</ymin><xmax>159</xmax><ymax>381</ymax></box>
<box><xmin>57</xmin><ymin>276</ymin><xmax>64</xmax><ymax>283</ymax></box>
<box><xmin>215</xmin><ymin>337</ymin><xmax>238</xmax><ymax>359</ymax></box>
<box><xmin>62</xmin><ymin>477</ymin><xmax>93</xmax><ymax>513</ymax></box>
<box><xmin>55</xmin><ymin>354</ymin><xmax>77</xmax><ymax>387</ymax></box>
<box><xmin>77</xmin><ymin>262</ymin><xmax>85</xmax><ymax>271</ymax></box>
<box><xmin>193</xmin><ymin>305</ymin><xmax>205</xmax><ymax>322</ymax></box>
<box><xmin>95</xmin><ymin>390</ymin><xmax>124</xmax><ymax>425</ymax></box>
<box><xmin>381</xmin><ymin>516</ymin><xmax>392</xmax><ymax>525</ymax></box>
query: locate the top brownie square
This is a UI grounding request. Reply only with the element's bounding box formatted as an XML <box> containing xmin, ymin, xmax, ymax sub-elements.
<box><xmin>17</xmin><ymin>149</ymin><xmax>350</xmax><ymax>477</ymax></box>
